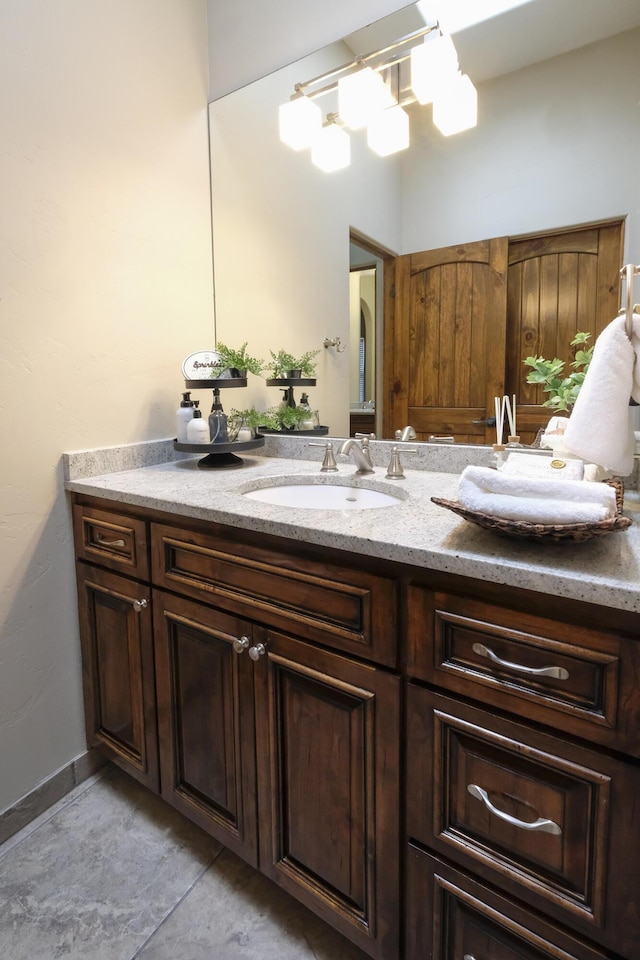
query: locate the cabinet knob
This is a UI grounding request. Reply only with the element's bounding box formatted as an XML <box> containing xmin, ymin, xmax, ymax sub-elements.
<box><xmin>248</xmin><ymin>642</ymin><xmax>267</xmax><ymax>661</ymax></box>
<box><xmin>132</xmin><ymin>599</ymin><xmax>148</xmax><ymax>613</ymax></box>
<box><xmin>232</xmin><ymin>636</ymin><xmax>250</xmax><ymax>654</ymax></box>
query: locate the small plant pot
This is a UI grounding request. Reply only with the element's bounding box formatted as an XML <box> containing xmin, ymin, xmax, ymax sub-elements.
<box><xmin>286</xmin><ymin>369</ymin><xmax>302</xmax><ymax>379</ymax></box>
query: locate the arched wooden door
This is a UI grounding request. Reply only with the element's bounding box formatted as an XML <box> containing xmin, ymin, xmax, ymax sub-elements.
<box><xmin>383</xmin><ymin>220</ymin><xmax>624</xmax><ymax>445</ymax></box>
<box><xmin>383</xmin><ymin>237</ymin><xmax>508</xmax><ymax>444</ymax></box>
<box><xmin>506</xmin><ymin>221</ymin><xmax>624</xmax><ymax>443</ymax></box>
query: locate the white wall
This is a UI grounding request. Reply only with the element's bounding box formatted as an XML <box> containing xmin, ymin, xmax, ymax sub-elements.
<box><xmin>0</xmin><ymin>0</ymin><xmax>213</xmax><ymax>813</ymax></box>
<box><xmin>210</xmin><ymin>44</ymin><xmax>403</xmax><ymax>435</ymax></box>
<box><xmin>207</xmin><ymin>0</ymin><xmax>409</xmax><ymax>99</ymax></box>
<box><xmin>401</xmin><ymin>28</ymin><xmax>640</xmax><ymax>259</ymax></box>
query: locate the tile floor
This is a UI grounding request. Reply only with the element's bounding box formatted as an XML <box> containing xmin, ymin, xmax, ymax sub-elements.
<box><xmin>0</xmin><ymin>764</ymin><xmax>368</xmax><ymax>959</ymax></box>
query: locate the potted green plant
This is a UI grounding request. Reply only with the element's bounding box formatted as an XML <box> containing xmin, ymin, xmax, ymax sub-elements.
<box><xmin>213</xmin><ymin>342</ymin><xmax>264</xmax><ymax>378</ymax></box>
<box><xmin>267</xmin><ymin>348</ymin><xmax>320</xmax><ymax>379</ymax></box>
<box><xmin>523</xmin><ymin>331</ymin><xmax>593</xmax><ymax>412</ymax></box>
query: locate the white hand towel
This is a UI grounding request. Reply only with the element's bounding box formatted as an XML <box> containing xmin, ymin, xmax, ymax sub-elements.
<box><xmin>562</xmin><ymin>313</ymin><xmax>640</xmax><ymax>475</ymax></box>
<box><xmin>500</xmin><ymin>451</ymin><xmax>584</xmax><ymax>481</ymax></box>
<box><xmin>458</xmin><ymin>465</ymin><xmax>617</xmax><ymax>524</ymax></box>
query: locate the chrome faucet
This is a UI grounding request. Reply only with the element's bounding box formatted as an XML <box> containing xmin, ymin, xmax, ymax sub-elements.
<box><xmin>337</xmin><ymin>437</ymin><xmax>374</xmax><ymax>474</ymax></box>
<box><xmin>395</xmin><ymin>425</ymin><xmax>417</xmax><ymax>442</ymax></box>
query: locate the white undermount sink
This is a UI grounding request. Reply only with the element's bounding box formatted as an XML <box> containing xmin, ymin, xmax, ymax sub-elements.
<box><xmin>241</xmin><ymin>479</ymin><xmax>406</xmax><ymax>510</ymax></box>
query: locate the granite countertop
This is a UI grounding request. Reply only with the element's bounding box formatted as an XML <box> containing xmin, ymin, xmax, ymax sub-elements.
<box><xmin>64</xmin><ymin>442</ymin><xmax>640</xmax><ymax>615</ymax></box>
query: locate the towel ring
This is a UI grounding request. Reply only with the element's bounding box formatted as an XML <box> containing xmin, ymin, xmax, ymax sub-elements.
<box><xmin>619</xmin><ymin>263</ymin><xmax>640</xmax><ymax>340</ymax></box>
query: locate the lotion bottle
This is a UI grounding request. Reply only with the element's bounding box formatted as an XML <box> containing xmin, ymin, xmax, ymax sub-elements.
<box><xmin>186</xmin><ymin>401</ymin><xmax>210</xmax><ymax>443</ymax></box>
<box><xmin>176</xmin><ymin>391</ymin><xmax>194</xmax><ymax>442</ymax></box>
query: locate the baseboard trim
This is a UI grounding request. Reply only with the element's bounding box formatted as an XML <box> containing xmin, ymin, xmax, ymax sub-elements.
<box><xmin>0</xmin><ymin>750</ymin><xmax>107</xmax><ymax>846</ymax></box>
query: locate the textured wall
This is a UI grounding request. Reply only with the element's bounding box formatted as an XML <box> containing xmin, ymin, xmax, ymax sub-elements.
<box><xmin>0</xmin><ymin>0</ymin><xmax>214</xmax><ymax>813</ymax></box>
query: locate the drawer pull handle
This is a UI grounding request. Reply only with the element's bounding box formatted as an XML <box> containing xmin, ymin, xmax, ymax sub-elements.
<box><xmin>132</xmin><ymin>599</ymin><xmax>148</xmax><ymax>613</ymax></box>
<box><xmin>95</xmin><ymin>532</ymin><xmax>126</xmax><ymax>548</ymax></box>
<box><xmin>467</xmin><ymin>784</ymin><xmax>562</xmax><ymax>835</ymax></box>
<box><xmin>472</xmin><ymin>642</ymin><xmax>569</xmax><ymax>680</ymax></box>
<box><xmin>463</xmin><ymin>956</ymin><xmax>476</xmax><ymax>960</ymax></box>
<box><xmin>232</xmin><ymin>636</ymin><xmax>250</xmax><ymax>654</ymax></box>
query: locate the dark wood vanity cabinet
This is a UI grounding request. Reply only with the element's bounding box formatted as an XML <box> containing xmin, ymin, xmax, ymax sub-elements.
<box><xmin>72</xmin><ymin>494</ymin><xmax>400</xmax><ymax>960</ymax></box>
<box><xmin>74</xmin><ymin>509</ymin><xmax>159</xmax><ymax>793</ymax></box>
<box><xmin>405</xmin><ymin>580</ymin><xmax>640</xmax><ymax>960</ymax></box>
<box><xmin>72</xmin><ymin>493</ymin><xmax>640</xmax><ymax>960</ymax></box>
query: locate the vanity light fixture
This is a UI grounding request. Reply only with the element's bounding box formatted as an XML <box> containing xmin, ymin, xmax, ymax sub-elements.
<box><xmin>367</xmin><ymin>103</ymin><xmax>410</xmax><ymax>156</ymax></box>
<box><xmin>410</xmin><ymin>31</ymin><xmax>458</xmax><ymax>105</ymax></box>
<box><xmin>338</xmin><ymin>64</ymin><xmax>394</xmax><ymax>130</ymax></box>
<box><xmin>311</xmin><ymin>115</ymin><xmax>351</xmax><ymax>172</ymax></box>
<box><xmin>278</xmin><ymin>21</ymin><xmax>477</xmax><ymax>170</ymax></box>
<box><xmin>278</xmin><ymin>92</ymin><xmax>322</xmax><ymax>150</ymax></box>
<box><xmin>433</xmin><ymin>71</ymin><xmax>477</xmax><ymax>135</ymax></box>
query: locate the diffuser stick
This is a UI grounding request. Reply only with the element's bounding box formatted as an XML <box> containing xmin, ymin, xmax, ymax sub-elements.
<box><xmin>494</xmin><ymin>396</ymin><xmax>505</xmax><ymax>445</ymax></box>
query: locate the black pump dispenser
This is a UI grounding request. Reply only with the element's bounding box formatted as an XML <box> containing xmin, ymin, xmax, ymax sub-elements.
<box><xmin>180</xmin><ymin>391</ymin><xmax>193</xmax><ymax>408</ymax></box>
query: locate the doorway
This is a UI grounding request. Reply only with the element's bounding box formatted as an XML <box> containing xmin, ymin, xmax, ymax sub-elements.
<box><xmin>349</xmin><ymin>231</ymin><xmax>395</xmax><ymax>437</ymax></box>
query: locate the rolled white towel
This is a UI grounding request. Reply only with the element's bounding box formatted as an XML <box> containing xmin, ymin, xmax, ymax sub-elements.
<box><xmin>500</xmin><ymin>451</ymin><xmax>584</xmax><ymax>481</ymax></box>
<box><xmin>458</xmin><ymin>465</ymin><xmax>617</xmax><ymax>524</ymax></box>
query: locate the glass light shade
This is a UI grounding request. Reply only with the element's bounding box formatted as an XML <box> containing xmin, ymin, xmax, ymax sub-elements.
<box><xmin>338</xmin><ymin>67</ymin><xmax>390</xmax><ymax>129</ymax></box>
<box><xmin>410</xmin><ymin>33</ymin><xmax>459</xmax><ymax>105</ymax></box>
<box><xmin>433</xmin><ymin>72</ymin><xmax>478</xmax><ymax>136</ymax></box>
<box><xmin>311</xmin><ymin>122</ymin><xmax>351</xmax><ymax>172</ymax></box>
<box><xmin>278</xmin><ymin>95</ymin><xmax>321</xmax><ymax>150</ymax></box>
<box><xmin>367</xmin><ymin>105</ymin><xmax>410</xmax><ymax>157</ymax></box>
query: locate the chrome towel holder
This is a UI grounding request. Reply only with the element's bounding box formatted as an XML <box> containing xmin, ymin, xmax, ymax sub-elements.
<box><xmin>619</xmin><ymin>263</ymin><xmax>640</xmax><ymax>339</ymax></box>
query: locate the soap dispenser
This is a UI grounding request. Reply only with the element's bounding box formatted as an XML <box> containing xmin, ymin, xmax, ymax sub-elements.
<box><xmin>208</xmin><ymin>389</ymin><xmax>229</xmax><ymax>444</ymax></box>
<box><xmin>298</xmin><ymin>393</ymin><xmax>316</xmax><ymax>431</ymax></box>
<box><xmin>186</xmin><ymin>401</ymin><xmax>209</xmax><ymax>443</ymax></box>
<box><xmin>176</xmin><ymin>391</ymin><xmax>194</xmax><ymax>442</ymax></box>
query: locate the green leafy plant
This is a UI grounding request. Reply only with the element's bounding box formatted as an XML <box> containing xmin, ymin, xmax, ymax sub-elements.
<box><xmin>267</xmin><ymin>348</ymin><xmax>320</xmax><ymax>379</ymax></box>
<box><xmin>523</xmin><ymin>332</ymin><xmax>593</xmax><ymax>412</ymax></box>
<box><xmin>259</xmin><ymin>405</ymin><xmax>310</xmax><ymax>430</ymax></box>
<box><xmin>229</xmin><ymin>406</ymin><xmax>265</xmax><ymax>429</ymax></box>
<box><xmin>213</xmin><ymin>342</ymin><xmax>264</xmax><ymax>376</ymax></box>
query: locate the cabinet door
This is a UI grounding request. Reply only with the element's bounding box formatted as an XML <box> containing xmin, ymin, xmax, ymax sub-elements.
<box><xmin>153</xmin><ymin>590</ymin><xmax>258</xmax><ymax>867</ymax></box>
<box><xmin>385</xmin><ymin>237</ymin><xmax>509</xmax><ymax>444</ymax></box>
<box><xmin>253</xmin><ymin>629</ymin><xmax>401</xmax><ymax>960</ymax></box>
<box><xmin>75</xmin><ymin>563</ymin><xmax>158</xmax><ymax>791</ymax></box>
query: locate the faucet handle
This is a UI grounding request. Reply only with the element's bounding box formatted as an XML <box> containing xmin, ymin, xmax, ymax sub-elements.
<box><xmin>385</xmin><ymin>445</ymin><xmax>417</xmax><ymax>480</ymax></box>
<box><xmin>308</xmin><ymin>441</ymin><xmax>338</xmax><ymax>472</ymax></box>
<box><xmin>355</xmin><ymin>432</ymin><xmax>376</xmax><ymax>440</ymax></box>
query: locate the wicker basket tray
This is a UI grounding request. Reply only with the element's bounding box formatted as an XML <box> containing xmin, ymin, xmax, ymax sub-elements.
<box><xmin>431</xmin><ymin>480</ymin><xmax>631</xmax><ymax>543</ymax></box>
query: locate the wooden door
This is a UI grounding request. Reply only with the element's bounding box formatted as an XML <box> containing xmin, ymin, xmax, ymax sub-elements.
<box><xmin>76</xmin><ymin>563</ymin><xmax>159</xmax><ymax>791</ymax></box>
<box><xmin>506</xmin><ymin>221</ymin><xmax>624</xmax><ymax>443</ymax></box>
<box><xmin>384</xmin><ymin>237</ymin><xmax>509</xmax><ymax>444</ymax></box>
<box><xmin>153</xmin><ymin>590</ymin><xmax>259</xmax><ymax>867</ymax></box>
<box><xmin>253</xmin><ymin>628</ymin><xmax>401</xmax><ymax>960</ymax></box>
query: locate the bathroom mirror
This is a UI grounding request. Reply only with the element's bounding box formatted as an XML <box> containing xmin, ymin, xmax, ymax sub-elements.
<box><xmin>209</xmin><ymin>0</ymin><xmax>640</xmax><ymax>440</ymax></box>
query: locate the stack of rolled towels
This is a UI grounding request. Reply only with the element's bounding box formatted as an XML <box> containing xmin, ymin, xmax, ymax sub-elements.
<box><xmin>458</xmin><ymin>462</ymin><xmax>617</xmax><ymax>525</ymax></box>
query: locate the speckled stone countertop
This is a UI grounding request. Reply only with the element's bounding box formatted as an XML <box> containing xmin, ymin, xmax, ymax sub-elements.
<box><xmin>64</xmin><ymin>437</ymin><xmax>640</xmax><ymax>615</ymax></box>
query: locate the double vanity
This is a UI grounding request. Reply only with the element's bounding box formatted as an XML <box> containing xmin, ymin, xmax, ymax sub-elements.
<box><xmin>65</xmin><ymin>437</ymin><xmax>640</xmax><ymax>960</ymax></box>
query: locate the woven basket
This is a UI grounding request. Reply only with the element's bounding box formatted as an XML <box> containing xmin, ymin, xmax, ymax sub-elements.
<box><xmin>431</xmin><ymin>479</ymin><xmax>632</xmax><ymax>543</ymax></box>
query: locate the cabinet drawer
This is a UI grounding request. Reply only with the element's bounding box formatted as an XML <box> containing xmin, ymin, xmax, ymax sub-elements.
<box><xmin>73</xmin><ymin>503</ymin><xmax>150</xmax><ymax>580</ymax></box>
<box><xmin>407</xmin><ymin>587</ymin><xmax>640</xmax><ymax>756</ymax></box>
<box><xmin>406</xmin><ymin>846</ymin><xmax>608</xmax><ymax>960</ymax></box>
<box><xmin>406</xmin><ymin>686</ymin><xmax>640</xmax><ymax>956</ymax></box>
<box><xmin>151</xmin><ymin>522</ymin><xmax>398</xmax><ymax>666</ymax></box>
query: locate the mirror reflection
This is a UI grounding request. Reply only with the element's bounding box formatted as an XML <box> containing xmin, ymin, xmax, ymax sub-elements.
<box><xmin>209</xmin><ymin>0</ymin><xmax>640</xmax><ymax>442</ymax></box>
